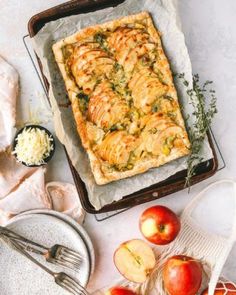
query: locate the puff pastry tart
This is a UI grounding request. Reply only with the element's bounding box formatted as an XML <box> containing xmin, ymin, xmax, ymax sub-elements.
<box><xmin>53</xmin><ymin>12</ymin><xmax>190</xmax><ymax>185</ymax></box>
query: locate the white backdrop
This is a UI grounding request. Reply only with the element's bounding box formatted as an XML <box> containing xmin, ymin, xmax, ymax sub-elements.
<box><xmin>0</xmin><ymin>0</ymin><xmax>236</xmax><ymax>292</ymax></box>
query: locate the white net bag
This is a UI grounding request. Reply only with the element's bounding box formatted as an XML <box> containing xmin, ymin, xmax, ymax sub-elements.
<box><xmin>94</xmin><ymin>180</ymin><xmax>236</xmax><ymax>295</ymax></box>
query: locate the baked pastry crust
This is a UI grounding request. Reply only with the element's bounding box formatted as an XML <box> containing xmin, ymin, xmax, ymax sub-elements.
<box><xmin>53</xmin><ymin>11</ymin><xmax>190</xmax><ymax>185</ymax></box>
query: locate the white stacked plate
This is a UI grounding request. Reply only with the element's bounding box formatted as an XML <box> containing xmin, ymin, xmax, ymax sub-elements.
<box><xmin>0</xmin><ymin>210</ymin><xmax>95</xmax><ymax>295</ymax></box>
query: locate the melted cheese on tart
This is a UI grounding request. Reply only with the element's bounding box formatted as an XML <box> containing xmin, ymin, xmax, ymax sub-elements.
<box><xmin>129</xmin><ymin>68</ymin><xmax>169</xmax><ymax>113</ymax></box>
<box><xmin>123</xmin><ymin>43</ymin><xmax>156</xmax><ymax>74</ymax></box>
<box><xmin>97</xmin><ymin>131</ymin><xmax>139</xmax><ymax>168</ymax></box>
<box><xmin>68</xmin><ymin>43</ymin><xmax>115</xmax><ymax>94</ymax></box>
<box><xmin>107</xmin><ymin>28</ymin><xmax>158</xmax><ymax>82</ymax></box>
<box><xmin>107</xmin><ymin>28</ymin><xmax>150</xmax><ymax>61</ymax></box>
<box><xmin>86</xmin><ymin>122</ymin><xmax>105</xmax><ymax>145</ymax></box>
<box><xmin>53</xmin><ymin>12</ymin><xmax>190</xmax><ymax>184</ymax></box>
<box><xmin>88</xmin><ymin>81</ymin><xmax>129</xmax><ymax>130</ymax></box>
<box><xmin>140</xmin><ymin>113</ymin><xmax>184</xmax><ymax>156</ymax></box>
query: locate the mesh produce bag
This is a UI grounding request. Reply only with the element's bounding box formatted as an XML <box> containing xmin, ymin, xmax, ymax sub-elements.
<box><xmin>95</xmin><ymin>180</ymin><xmax>236</xmax><ymax>295</ymax></box>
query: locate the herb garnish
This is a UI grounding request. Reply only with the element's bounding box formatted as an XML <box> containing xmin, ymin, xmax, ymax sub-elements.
<box><xmin>77</xmin><ymin>92</ymin><xmax>89</xmax><ymax>102</ymax></box>
<box><xmin>110</xmin><ymin>83</ymin><xmax>116</xmax><ymax>91</ymax></box>
<box><xmin>177</xmin><ymin>73</ymin><xmax>217</xmax><ymax>188</ymax></box>
<box><xmin>152</xmin><ymin>105</ymin><xmax>159</xmax><ymax>113</ymax></box>
<box><xmin>94</xmin><ymin>32</ymin><xmax>108</xmax><ymax>51</ymax></box>
<box><xmin>77</xmin><ymin>92</ymin><xmax>89</xmax><ymax>114</ymax></box>
<box><xmin>110</xmin><ymin>125</ymin><xmax>118</xmax><ymax>132</ymax></box>
<box><xmin>114</xmin><ymin>62</ymin><xmax>123</xmax><ymax>72</ymax></box>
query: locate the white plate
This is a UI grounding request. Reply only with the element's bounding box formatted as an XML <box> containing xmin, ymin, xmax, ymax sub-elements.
<box><xmin>1</xmin><ymin>214</ymin><xmax>90</xmax><ymax>295</ymax></box>
<box><xmin>16</xmin><ymin>209</ymin><xmax>95</xmax><ymax>275</ymax></box>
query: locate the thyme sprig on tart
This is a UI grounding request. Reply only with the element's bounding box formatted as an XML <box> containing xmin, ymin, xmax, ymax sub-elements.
<box><xmin>177</xmin><ymin>73</ymin><xmax>217</xmax><ymax>188</ymax></box>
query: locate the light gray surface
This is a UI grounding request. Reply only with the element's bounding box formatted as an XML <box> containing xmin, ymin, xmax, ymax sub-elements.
<box><xmin>1</xmin><ymin>214</ymin><xmax>90</xmax><ymax>294</ymax></box>
<box><xmin>0</xmin><ymin>0</ymin><xmax>236</xmax><ymax>292</ymax></box>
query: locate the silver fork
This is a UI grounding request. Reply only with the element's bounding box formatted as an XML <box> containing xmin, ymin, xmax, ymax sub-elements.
<box><xmin>0</xmin><ymin>226</ymin><xmax>82</xmax><ymax>271</ymax></box>
<box><xmin>2</xmin><ymin>236</ymin><xmax>89</xmax><ymax>295</ymax></box>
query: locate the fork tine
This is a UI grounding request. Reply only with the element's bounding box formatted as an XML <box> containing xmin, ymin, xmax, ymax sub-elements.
<box><xmin>60</xmin><ymin>254</ymin><xmax>81</xmax><ymax>265</ymax></box>
<box><xmin>58</xmin><ymin>253</ymin><xmax>82</xmax><ymax>267</ymax></box>
<box><xmin>61</xmin><ymin>247</ymin><xmax>82</xmax><ymax>260</ymax></box>
<box><xmin>53</xmin><ymin>258</ymin><xmax>81</xmax><ymax>271</ymax></box>
<box><xmin>56</xmin><ymin>252</ymin><xmax>81</xmax><ymax>265</ymax></box>
<box><xmin>59</xmin><ymin>281</ymin><xmax>78</xmax><ymax>295</ymax></box>
<box><xmin>62</xmin><ymin>255</ymin><xmax>81</xmax><ymax>265</ymax></box>
<box><xmin>57</xmin><ymin>247</ymin><xmax>81</xmax><ymax>260</ymax></box>
<box><xmin>63</xmin><ymin>278</ymin><xmax>85</xmax><ymax>295</ymax></box>
<box><xmin>61</xmin><ymin>260</ymin><xmax>81</xmax><ymax>270</ymax></box>
<box><xmin>64</xmin><ymin>276</ymin><xmax>89</xmax><ymax>295</ymax></box>
<box><xmin>59</xmin><ymin>255</ymin><xmax>81</xmax><ymax>267</ymax></box>
<box><xmin>63</xmin><ymin>280</ymin><xmax>82</xmax><ymax>295</ymax></box>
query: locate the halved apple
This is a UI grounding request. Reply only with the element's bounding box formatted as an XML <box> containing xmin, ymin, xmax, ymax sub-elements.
<box><xmin>114</xmin><ymin>239</ymin><xmax>156</xmax><ymax>283</ymax></box>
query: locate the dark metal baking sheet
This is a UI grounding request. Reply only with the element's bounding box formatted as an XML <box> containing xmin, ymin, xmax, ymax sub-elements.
<box><xmin>27</xmin><ymin>0</ymin><xmax>218</xmax><ymax>214</ymax></box>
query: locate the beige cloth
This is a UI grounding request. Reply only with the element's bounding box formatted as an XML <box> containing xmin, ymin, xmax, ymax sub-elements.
<box><xmin>0</xmin><ymin>167</ymin><xmax>51</xmax><ymax>225</ymax></box>
<box><xmin>46</xmin><ymin>182</ymin><xmax>85</xmax><ymax>224</ymax></box>
<box><xmin>0</xmin><ymin>151</ymin><xmax>36</xmax><ymax>199</ymax></box>
<box><xmin>0</xmin><ymin>164</ymin><xmax>85</xmax><ymax>225</ymax></box>
<box><xmin>0</xmin><ymin>56</ymin><xmax>18</xmax><ymax>151</ymax></box>
<box><xmin>0</xmin><ymin>56</ymin><xmax>85</xmax><ymax>225</ymax></box>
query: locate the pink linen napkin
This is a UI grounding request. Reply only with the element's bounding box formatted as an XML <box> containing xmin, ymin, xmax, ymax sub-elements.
<box><xmin>0</xmin><ymin>56</ymin><xmax>85</xmax><ymax>225</ymax></box>
<box><xmin>0</xmin><ymin>167</ymin><xmax>51</xmax><ymax>225</ymax></box>
<box><xmin>0</xmin><ymin>56</ymin><xmax>18</xmax><ymax>151</ymax></box>
<box><xmin>0</xmin><ymin>151</ymin><xmax>36</xmax><ymax>199</ymax></box>
<box><xmin>0</xmin><ymin>165</ymin><xmax>86</xmax><ymax>225</ymax></box>
<box><xmin>46</xmin><ymin>182</ymin><xmax>85</xmax><ymax>224</ymax></box>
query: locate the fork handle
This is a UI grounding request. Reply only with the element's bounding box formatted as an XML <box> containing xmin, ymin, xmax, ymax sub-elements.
<box><xmin>0</xmin><ymin>226</ymin><xmax>48</xmax><ymax>251</ymax></box>
<box><xmin>3</xmin><ymin>236</ymin><xmax>55</xmax><ymax>276</ymax></box>
<box><xmin>16</xmin><ymin>240</ymin><xmax>46</xmax><ymax>256</ymax></box>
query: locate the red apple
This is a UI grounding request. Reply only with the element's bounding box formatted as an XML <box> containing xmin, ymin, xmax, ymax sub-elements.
<box><xmin>163</xmin><ymin>255</ymin><xmax>202</xmax><ymax>295</ymax></box>
<box><xmin>139</xmin><ymin>205</ymin><xmax>180</xmax><ymax>245</ymax></box>
<box><xmin>202</xmin><ymin>281</ymin><xmax>236</xmax><ymax>295</ymax></box>
<box><xmin>113</xmin><ymin>239</ymin><xmax>156</xmax><ymax>283</ymax></box>
<box><xmin>106</xmin><ymin>286</ymin><xmax>137</xmax><ymax>295</ymax></box>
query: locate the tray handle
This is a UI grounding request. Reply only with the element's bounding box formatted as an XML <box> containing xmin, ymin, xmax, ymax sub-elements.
<box><xmin>55</xmin><ymin>0</ymin><xmax>113</xmax><ymax>13</ymax></box>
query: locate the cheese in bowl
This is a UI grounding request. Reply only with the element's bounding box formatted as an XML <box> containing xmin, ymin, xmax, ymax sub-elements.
<box><xmin>53</xmin><ymin>11</ymin><xmax>190</xmax><ymax>185</ymax></box>
<box><xmin>12</xmin><ymin>125</ymin><xmax>55</xmax><ymax>166</ymax></box>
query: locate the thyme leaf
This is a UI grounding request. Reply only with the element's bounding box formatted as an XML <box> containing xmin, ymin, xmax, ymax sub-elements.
<box><xmin>177</xmin><ymin>73</ymin><xmax>217</xmax><ymax>189</ymax></box>
<box><xmin>77</xmin><ymin>92</ymin><xmax>89</xmax><ymax>114</ymax></box>
<box><xmin>77</xmin><ymin>92</ymin><xmax>89</xmax><ymax>102</ymax></box>
<box><xmin>94</xmin><ymin>32</ymin><xmax>108</xmax><ymax>51</ymax></box>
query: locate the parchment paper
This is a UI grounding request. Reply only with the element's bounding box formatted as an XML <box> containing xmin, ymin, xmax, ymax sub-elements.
<box><xmin>31</xmin><ymin>0</ymin><xmax>213</xmax><ymax>210</ymax></box>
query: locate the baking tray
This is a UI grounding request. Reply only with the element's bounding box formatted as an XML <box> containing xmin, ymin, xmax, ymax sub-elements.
<box><xmin>27</xmin><ymin>0</ymin><xmax>218</xmax><ymax>214</ymax></box>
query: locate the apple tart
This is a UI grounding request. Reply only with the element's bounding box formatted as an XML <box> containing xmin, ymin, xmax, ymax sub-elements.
<box><xmin>53</xmin><ymin>12</ymin><xmax>190</xmax><ymax>185</ymax></box>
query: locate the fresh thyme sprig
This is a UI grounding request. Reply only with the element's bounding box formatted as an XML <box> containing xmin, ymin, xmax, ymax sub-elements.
<box><xmin>177</xmin><ymin>73</ymin><xmax>217</xmax><ymax>188</ymax></box>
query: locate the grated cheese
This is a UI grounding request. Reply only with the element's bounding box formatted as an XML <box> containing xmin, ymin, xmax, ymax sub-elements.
<box><xmin>13</xmin><ymin>127</ymin><xmax>54</xmax><ymax>165</ymax></box>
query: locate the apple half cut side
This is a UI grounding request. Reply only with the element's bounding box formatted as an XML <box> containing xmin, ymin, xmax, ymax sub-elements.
<box><xmin>114</xmin><ymin>239</ymin><xmax>156</xmax><ymax>283</ymax></box>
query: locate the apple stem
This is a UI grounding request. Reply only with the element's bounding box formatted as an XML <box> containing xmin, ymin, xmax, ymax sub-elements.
<box><xmin>159</xmin><ymin>224</ymin><xmax>165</xmax><ymax>232</ymax></box>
